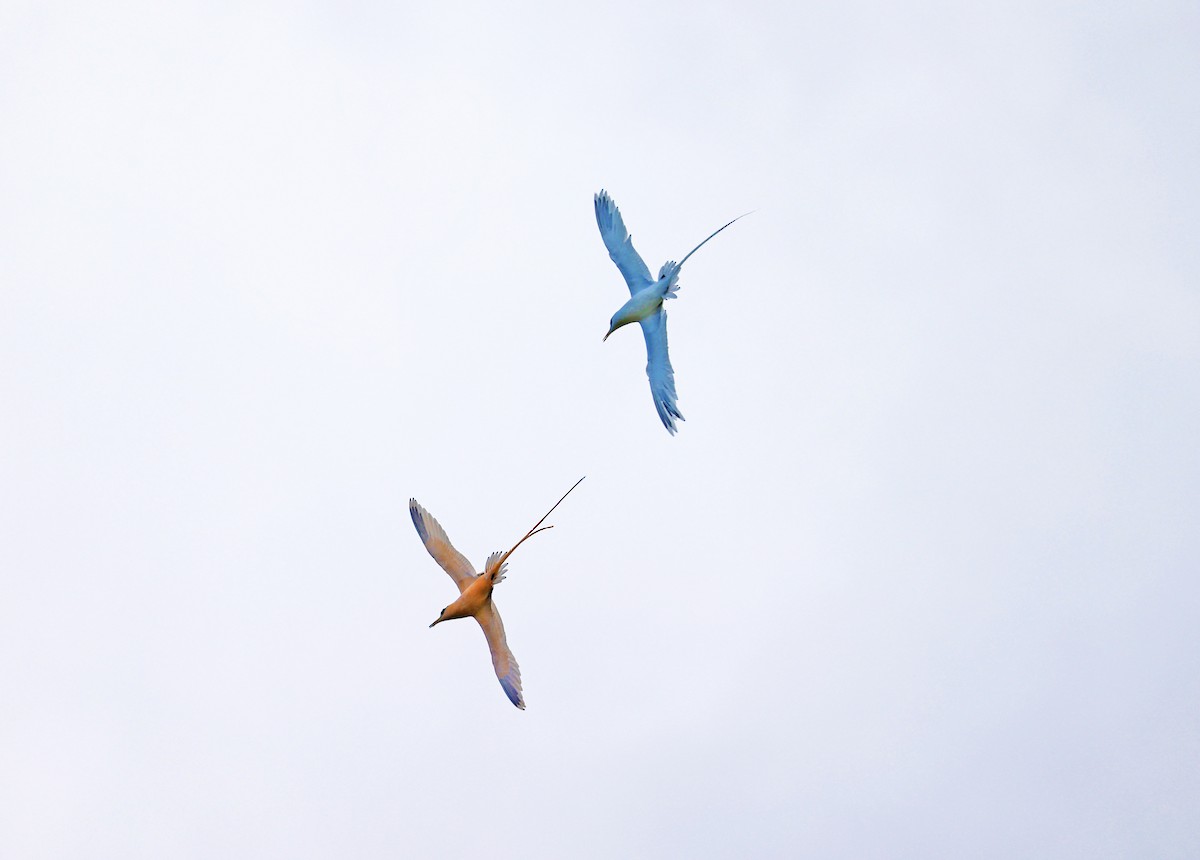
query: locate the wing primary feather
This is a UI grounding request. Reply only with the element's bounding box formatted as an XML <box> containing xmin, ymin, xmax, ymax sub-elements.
<box><xmin>594</xmin><ymin>189</ymin><xmax>655</xmax><ymax>294</ymax></box>
<box><xmin>640</xmin><ymin>310</ymin><xmax>684</xmax><ymax>434</ymax></box>
<box><xmin>409</xmin><ymin>498</ymin><xmax>477</xmax><ymax>591</ymax></box>
<box><xmin>477</xmin><ymin>603</ymin><xmax>525</xmax><ymax>710</ymax></box>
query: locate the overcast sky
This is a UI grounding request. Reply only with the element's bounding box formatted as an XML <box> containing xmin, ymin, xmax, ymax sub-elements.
<box><xmin>2</xmin><ymin>1</ymin><xmax>1198</xmax><ymax>857</ymax></box>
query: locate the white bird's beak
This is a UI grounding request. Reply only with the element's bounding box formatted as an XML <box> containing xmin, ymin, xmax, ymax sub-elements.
<box><xmin>429</xmin><ymin>618</ymin><xmax>441</xmax><ymax>628</ymax></box>
<box><xmin>603</xmin><ymin>329</ymin><xmax>613</xmax><ymax>342</ymax></box>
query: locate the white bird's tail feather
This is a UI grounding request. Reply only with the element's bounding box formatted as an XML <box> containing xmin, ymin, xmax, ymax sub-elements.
<box><xmin>658</xmin><ymin>261</ymin><xmax>682</xmax><ymax>298</ymax></box>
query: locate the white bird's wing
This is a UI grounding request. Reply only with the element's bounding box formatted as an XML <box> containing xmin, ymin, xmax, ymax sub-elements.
<box><xmin>594</xmin><ymin>189</ymin><xmax>655</xmax><ymax>295</ymax></box>
<box><xmin>409</xmin><ymin>500</ymin><xmax>477</xmax><ymax>593</ymax></box>
<box><xmin>639</xmin><ymin>309</ymin><xmax>684</xmax><ymax>434</ymax></box>
<box><xmin>476</xmin><ymin>602</ymin><xmax>525</xmax><ymax>709</ymax></box>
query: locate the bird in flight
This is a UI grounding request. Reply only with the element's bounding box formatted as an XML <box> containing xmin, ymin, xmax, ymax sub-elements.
<box><xmin>594</xmin><ymin>189</ymin><xmax>749</xmax><ymax>434</ymax></box>
<box><xmin>408</xmin><ymin>477</ymin><xmax>585</xmax><ymax>709</ymax></box>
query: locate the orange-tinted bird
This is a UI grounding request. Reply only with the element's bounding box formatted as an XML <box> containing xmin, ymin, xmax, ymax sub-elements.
<box><xmin>408</xmin><ymin>478</ymin><xmax>584</xmax><ymax>709</ymax></box>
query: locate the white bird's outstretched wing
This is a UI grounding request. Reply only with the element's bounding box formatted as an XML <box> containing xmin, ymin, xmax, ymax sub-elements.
<box><xmin>476</xmin><ymin>602</ymin><xmax>524</xmax><ymax>709</ymax></box>
<box><xmin>409</xmin><ymin>500</ymin><xmax>477</xmax><ymax>593</ymax></box>
<box><xmin>594</xmin><ymin>189</ymin><xmax>655</xmax><ymax>295</ymax></box>
<box><xmin>639</xmin><ymin>310</ymin><xmax>684</xmax><ymax>434</ymax></box>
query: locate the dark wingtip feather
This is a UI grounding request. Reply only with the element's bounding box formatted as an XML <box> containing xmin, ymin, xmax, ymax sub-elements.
<box><xmin>500</xmin><ymin>676</ymin><xmax>524</xmax><ymax>709</ymax></box>
<box><xmin>409</xmin><ymin>501</ymin><xmax>429</xmax><ymax>541</ymax></box>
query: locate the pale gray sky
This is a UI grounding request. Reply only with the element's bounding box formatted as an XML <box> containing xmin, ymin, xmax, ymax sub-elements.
<box><xmin>2</xmin><ymin>1</ymin><xmax>1198</xmax><ymax>857</ymax></box>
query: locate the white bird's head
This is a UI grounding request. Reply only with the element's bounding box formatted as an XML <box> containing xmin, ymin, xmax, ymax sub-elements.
<box><xmin>604</xmin><ymin>311</ymin><xmax>631</xmax><ymax>342</ymax></box>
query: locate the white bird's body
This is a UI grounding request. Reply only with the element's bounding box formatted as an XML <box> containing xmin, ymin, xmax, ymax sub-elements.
<box><xmin>605</xmin><ymin>284</ymin><xmax>671</xmax><ymax>338</ymax></box>
<box><xmin>594</xmin><ymin>189</ymin><xmax>748</xmax><ymax>434</ymax></box>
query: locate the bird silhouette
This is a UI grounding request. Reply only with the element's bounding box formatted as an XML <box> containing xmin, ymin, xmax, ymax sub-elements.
<box><xmin>409</xmin><ymin>477</ymin><xmax>585</xmax><ymax>709</ymax></box>
<box><xmin>594</xmin><ymin>189</ymin><xmax>749</xmax><ymax>434</ymax></box>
